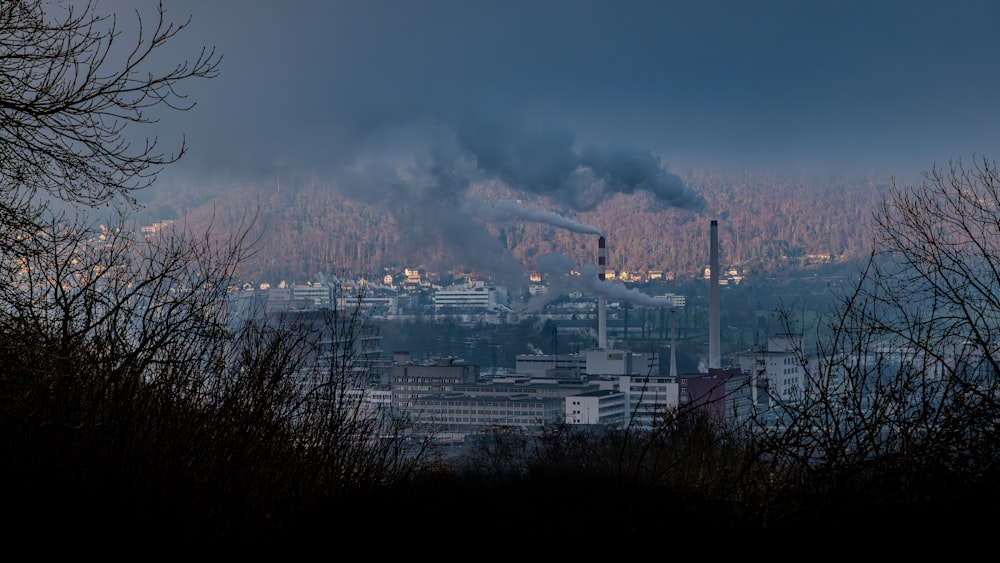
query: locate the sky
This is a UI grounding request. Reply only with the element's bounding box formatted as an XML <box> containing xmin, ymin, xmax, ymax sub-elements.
<box><xmin>88</xmin><ymin>0</ymin><xmax>1000</xmax><ymax>293</ymax></box>
<box><xmin>112</xmin><ymin>0</ymin><xmax>1000</xmax><ymax>186</ymax></box>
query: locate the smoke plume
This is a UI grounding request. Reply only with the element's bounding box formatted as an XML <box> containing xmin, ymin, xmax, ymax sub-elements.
<box><xmin>524</xmin><ymin>252</ymin><xmax>676</xmax><ymax>312</ymax></box>
<box><xmin>452</xmin><ymin>117</ymin><xmax>705</xmax><ymax>212</ymax></box>
<box><xmin>466</xmin><ymin>197</ymin><xmax>602</xmax><ymax>235</ymax></box>
<box><xmin>329</xmin><ymin>116</ymin><xmax>702</xmax><ymax>291</ymax></box>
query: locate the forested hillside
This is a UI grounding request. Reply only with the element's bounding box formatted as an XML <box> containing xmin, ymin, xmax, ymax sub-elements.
<box><xmin>148</xmin><ymin>166</ymin><xmax>893</xmax><ymax>284</ymax></box>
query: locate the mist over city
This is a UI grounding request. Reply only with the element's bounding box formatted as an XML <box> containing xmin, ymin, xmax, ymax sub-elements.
<box><xmin>4</xmin><ymin>0</ymin><xmax>1000</xmax><ymax>552</ymax></box>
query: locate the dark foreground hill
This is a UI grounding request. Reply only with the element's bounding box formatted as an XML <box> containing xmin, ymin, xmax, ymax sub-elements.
<box><xmin>5</xmin><ymin>422</ymin><xmax>998</xmax><ymax>553</ymax></box>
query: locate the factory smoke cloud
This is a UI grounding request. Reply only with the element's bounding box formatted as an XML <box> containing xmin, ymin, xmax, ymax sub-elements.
<box><xmin>576</xmin><ymin>264</ymin><xmax>675</xmax><ymax>308</ymax></box>
<box><xmin>466</xmin><ymin>197</ymin><xmax>602</xmax><ymax>235</ymax></box>
<box><xmin>452</xmin><ymin>117</ymin><xmax>705</xmax><ymax>212</ymax></box>
<box><xmin>525</xmin><ymin>252</ymin><xmax>675</xmax><ymax>312</ymax></box>
<box><xmin>335</xmin><ymin>117</ymin><xmax>704</xmax><ymax>214</ymax></box>
<box><xmin>324</xmin><ymin>116</ymin><xmax>702</xmax><ymax>292</ymax></box>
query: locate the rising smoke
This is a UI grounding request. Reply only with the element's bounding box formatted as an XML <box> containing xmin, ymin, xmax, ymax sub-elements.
<box><xmin>465</xmin><ymin>197</ymin><xmax>602</xmax><ymax>236</ymax></box>
<box><xmin>525</xmin><ymin>252</ymin><xmax>678</xmax><ymax>312</ymax></box>
<box><xmin>331</xmin><ymin>116</ymin><xmax>703</xmax><ymax>291</ymax></box>
<box><xmin>452</xmin><ymin>117</ymin><xmax>705</xmax><ymax>212</ymax></box>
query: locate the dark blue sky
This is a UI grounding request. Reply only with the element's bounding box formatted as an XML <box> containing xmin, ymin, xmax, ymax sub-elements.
<box><xmin>128</xmin><ymin>0</ymin><xmax>1000</xmax><ymax>183</ymax></box>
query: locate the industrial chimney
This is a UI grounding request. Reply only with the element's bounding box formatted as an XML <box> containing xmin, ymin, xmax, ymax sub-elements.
<box><xmin>598</xmin><ymin>235</ymin><xmax>607</xmax><ymax>350</ymax></box>
<box><xmin>709</xmin><ymin>220</ymin><xmax>721</xmax><ymax>369</ymax></box>
<box><xmin>670</xmin><ymin>308</ymin><xmax>677</xmax><ymax>377</ymax></box>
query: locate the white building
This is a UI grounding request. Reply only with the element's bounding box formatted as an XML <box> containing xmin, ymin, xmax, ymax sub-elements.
<box><xmin>433</xmin><ymin>280</ymin><xmax>505</xmax><ymax>312</ymax></box>
<box><xmin>576</xmin><ymin>349</ymin><xmax>679</xmax><ymax>430</ymax></box>
<box><xmin>566</xmin><ymin>389</ymin><xmax>626</xmax><ymax>426</ymax></box>
<box><xmin>622</xmin><ymin>374</ymin><xmax>680</xmax><ymax>429</ymax></box>
<box><xmin>287</xmin><ymin>282</ymin><xmax>334</xmax><ymax>307</ymax></box>
<box><xmin>265</xmin><ymin>281</ymin><xmax>334</xmax><ymax>309</ymax></box>
<box><xmin>728</xmin><ymin>333</ymin><xmax>817</xmax><ymax>427</ymax></box>
<box><xmin>336</xmin><ymin>294</ymin><xmax>399</xmax><ymax>316</ymax></box>
<box><xmin>734</xmin><ymin>333</ymin><xmax>805</xmax><ymax>403</ymax></box>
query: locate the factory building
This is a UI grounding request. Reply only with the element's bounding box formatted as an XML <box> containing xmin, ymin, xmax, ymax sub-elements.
<box><xmin>432</xmin><ymin>280</ymin><xmax>508</xmax><ymax>312</ymax></box>
<box><xmin>566</xmin><ymin>389</ymin><xmax>626</xmax><ymax>426</ymax></box>
<box><xmin>389</xmin><ymin>356</ymin><xmax>480</xmax><ymax>413</ymax></box>
<box><xmin>380</xmin><ymin>222</ymin><xmax>738</xmax><ymax>437</ymax></box>
<box><xmin>414</xmin><ymin>394</ymin><xmax>566</xmax><ymax>439</ymax></box>
<box><xmin>678</xmin><ymin>368</ymin><xmax>742</xmax><ymax>422</ymax></box>
<box><xmin>727</xmin><ymin>333</ymin><xmax>814</xmax><ymax>427</ymax></box>
<box><xmin>515</xmin><ymin>353</ymin><xmax>587</xmax><ymax>378</ymax></box>
<box><xmin>388</xmin><ymin>355</ymin><xmax>591</xmax><ymax>440</ymax></box>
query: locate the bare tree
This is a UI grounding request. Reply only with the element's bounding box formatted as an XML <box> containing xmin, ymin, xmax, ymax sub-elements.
<box><xmin>747</xmin><ymin>156</ymin><xmax>1000</xmax><ymax>524</ymax></box>
<box><xmin>0</xmin><ymin>2</ymin><xmax>442</xmax><ymax>540</ymax></box>
<box><xmin>0</xmin><ymin>204</ymin><xmax>442</xmax><ymax>540</ymax></box>
<box><xmin>863</xmin><ymin>157</ymin><xmax>1000</xmax><ymax>467</ymax></box>
<box><xmin>0</xmin><ymin>0</ymin><xmax>219</xmax><ymax>216</ymax></box>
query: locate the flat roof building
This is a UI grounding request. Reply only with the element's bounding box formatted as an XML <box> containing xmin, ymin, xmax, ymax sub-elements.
<box><xmin>566</xmin><ymin>389</ymin><xmax>626</xmax><ymax>426</ymax></box>
<box><xmin>433</xmin><ymin>280</ymin><xmax>507</xmax><ymax>312</ymax></box>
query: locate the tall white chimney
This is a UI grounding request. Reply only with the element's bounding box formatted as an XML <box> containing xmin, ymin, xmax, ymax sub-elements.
<box><xmin>709</xmin><ymin>220</ymin><xmax>721</xmax><ymax>369</ymax></box>
<box><xmin>598</xmin><ymin>235</ymin><xmax>607</xmax><ymax>350</ymax></box>
<box><xmin>670</xmin><ymin>307</ymin><xmax>677</xmax><ymax>377</ymax></box>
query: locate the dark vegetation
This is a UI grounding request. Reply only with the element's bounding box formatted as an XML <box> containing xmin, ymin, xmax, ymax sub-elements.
<box><xmin>2</xmin><ymin>1</ymin><xmax>998</xmax><ymax>552</ymax></box>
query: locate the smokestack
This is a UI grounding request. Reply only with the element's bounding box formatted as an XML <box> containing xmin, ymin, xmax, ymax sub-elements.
<box><xmin>670</xmin><ymin>308</ymin><xmax>677</xmax><ymax>377</ymax></box>
<box><xmin>598</xmin><ymin>236</ymin><xmax>606</xmax><ymax>278</ymax></box>
<box><xmin>709</xmin><ymin>220</ymin><xmax>720</xmax><ymax>369</ymax></box>
<box><xmin>598</xmin><ymin>235</ymin><xmax>607</xmax><ymax>350</ymax></box>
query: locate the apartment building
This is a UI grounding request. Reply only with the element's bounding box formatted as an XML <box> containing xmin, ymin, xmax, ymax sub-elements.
<box><xmin>433</xmin><ymin>280</ymin><xmax>507</xmax><ymax>312</ymax></box>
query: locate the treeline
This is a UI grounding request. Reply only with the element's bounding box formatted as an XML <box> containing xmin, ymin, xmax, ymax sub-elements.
<box><xmin>155</xmin><ymin>166</ymin><xmax>890</xmax><ymax>284</ymax></box>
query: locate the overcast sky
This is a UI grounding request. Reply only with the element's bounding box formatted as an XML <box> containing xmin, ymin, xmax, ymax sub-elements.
<box><xmin>86</xmin><ymin>1</ymin><xmax>1000</xmax><ymax>290</ymax></box>
<box><xmin>119</xmin><ymin>0</ymin><xmax>1000</xmax><ymax>186</ymax></box>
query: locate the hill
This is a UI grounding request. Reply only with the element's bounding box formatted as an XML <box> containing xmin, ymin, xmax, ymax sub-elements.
<box><xmin>141</xmin><ymin>166</ymin><xmax>892</xmax><ymax>285</ymax></box>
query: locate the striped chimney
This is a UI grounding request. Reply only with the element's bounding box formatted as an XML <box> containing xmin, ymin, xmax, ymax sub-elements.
<box><xmin>598</xmin><ymin>235</ymin><xmax>607</xmax><ymax>350</ymax></box>
<box><xmin>598</xmin><ymin>236</ymin><xmax>606</xmax><ymax>280</ymax></box>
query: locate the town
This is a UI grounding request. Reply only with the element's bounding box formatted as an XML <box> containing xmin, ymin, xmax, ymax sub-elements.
<box><xmin>217</xmin><ymin>222</ymin><xmax>821</xmax><ymax>444</ymax></box>
<box><xmin>6</xmin><ymin>0</ymin><xmax>998</xmax><ymax>546</ymax></box>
